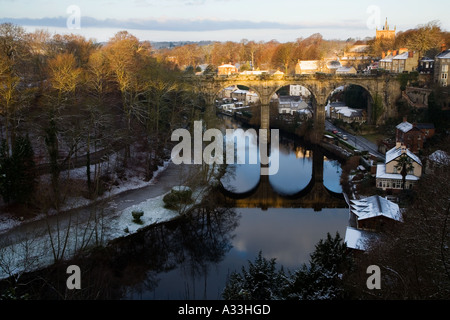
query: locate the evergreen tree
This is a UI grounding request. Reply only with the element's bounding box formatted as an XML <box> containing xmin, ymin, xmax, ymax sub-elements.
<box><xmin>286</xmin><ymin>232</ymin><xmax>353</xmax><ymax>300</ymax></box>
<box><xmin>222</xmin><ymin>251</ymin><xmax>288</xmax><ymax>300</ymax></box>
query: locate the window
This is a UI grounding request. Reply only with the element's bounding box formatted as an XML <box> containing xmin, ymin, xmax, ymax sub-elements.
<box><xmin>443</xmin><ymin>65</ymin><xmax>449</xmax><ymax>72</ymax></box>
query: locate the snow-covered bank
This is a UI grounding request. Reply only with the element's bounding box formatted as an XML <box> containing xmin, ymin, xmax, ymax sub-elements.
<box><xmin>0</xmin><ymin>159</ymin><xmax>183</xmax><ymax>280</ymax></box>
<box><xmin>0</xmin><ymin>158</ymin><xmax>217</xmax><ymax>281</ymax></box>
<box><xmin>0</xmin><ymin>158</ymin><xmax>171</xmax><ymax>236</ymax></box>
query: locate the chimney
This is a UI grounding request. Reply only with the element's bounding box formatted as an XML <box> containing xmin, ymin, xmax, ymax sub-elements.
<box><xmin>403</xmin><ymin>116</ymin><xmax>407</xmax><ymax>122</ymax></box>
<box><xmin>442</xmin><ymin>43</ymin><xmax>447</xmax><ymax>52</ymax></box>
<box><xmin>382</xmin><ymin>52</ymin><xmax>386</xmax><ymax>59</ymax></box>
<box><xmin>396</xmin><ymin>141</ymin><xmax>402</xmax><ymax>149</ymax></box>
<box><xmin>401</xmin><ymin>144</ymin><xmax>407</xmax><ymax>154</ymax></box>
<box><xmin>408</xmin><ymin>51</ymin><xmax>414</xmax><ymax>58</ymax></box>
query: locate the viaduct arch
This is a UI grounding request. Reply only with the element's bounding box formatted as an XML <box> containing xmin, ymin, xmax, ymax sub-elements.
<box><xmin>183</xmin><ymin>73</ymin><xmax>402</xmax><ymax>143</ymax></box>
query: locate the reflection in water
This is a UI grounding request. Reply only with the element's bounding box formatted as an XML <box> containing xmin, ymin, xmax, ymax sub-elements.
<box><xmin>123</xmin><ymin>201</ymin><xmax>239</xmax><ymax>299</ymax></box>
<box><xmin>7</xmin><ymin>120</ymin><xmax>348</xmax><ymax>300</ymax></box>
<box><xmin>220</xmin><ymin>131</ymin><xmax>343</xmax><ymax>197</ymax></box>
<box><xmin>6</xmin><ymin>196</ymin><xmax>239</xmax><ymax>300</ymax></box>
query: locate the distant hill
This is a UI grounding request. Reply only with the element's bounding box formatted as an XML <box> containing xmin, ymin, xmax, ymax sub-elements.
<box><xmin>150</xmin><ymin>41</ymin><xmax>214</xmax><ymax>49</ymax></box>
<box><xmin>97</xmin><ymin>40</ymin><xmax>214</xmax><ymax>49</ymax></box>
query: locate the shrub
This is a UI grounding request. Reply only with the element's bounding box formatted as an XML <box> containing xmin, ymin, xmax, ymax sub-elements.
<box><xmin>131</xmin><ymin>210</ymin><xmax>144</xmax><ymax>224</ymax></box>
<box><xmin>163</xmin><ymin>186</ymin><xmax>193</xmax><ymax>210</ymax></box>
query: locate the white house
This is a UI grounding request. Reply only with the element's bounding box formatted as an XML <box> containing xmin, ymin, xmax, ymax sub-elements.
<box><xmin>376</xmin><ymin>143</ymin><xmax>422</xmax><ymax>191</ymax></box>
<box><xmin>289</xmin><ymin>85</ymin><xmax>311</xmax><ymax>98</ymax></box>
<box><xmin>246</xmin><ymin>91</ymin><xmax>259</xmax><ymax>105</ymax></box>
<box><xmin>329</xmin><ymin>105</ymin><xmax>366</xmax><ymax>123</ymax></box>
<box><xmin>278</xmin><ymin>96</ymin><xmax>310</xmax><ymax>115</ymax></box>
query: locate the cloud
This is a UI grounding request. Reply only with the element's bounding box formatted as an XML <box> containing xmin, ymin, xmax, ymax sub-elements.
<box><xmin>0</xmin><ymin>16</ymin><xmax>366</xmax><ymax>32</ymax></box>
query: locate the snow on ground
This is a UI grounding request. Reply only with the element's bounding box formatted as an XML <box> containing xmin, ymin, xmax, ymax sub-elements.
<box><xmin>0</xmin><ymin>154</ymin><xmax>171</xmax><ymax>236</ymax></box>
<box><xmin>0</xmin><ymin>156</ymin><xmax>214</xmax><ymax>280</ymax></box>
<box><xmin>0</xmin><ymin>157</ymin><xmax>182</xmax><ymax>280</ymax></box>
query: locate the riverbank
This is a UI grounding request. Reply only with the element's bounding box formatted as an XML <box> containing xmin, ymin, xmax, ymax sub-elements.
<box><xmin>0</xmin><ymin>157</ymin><xmax>172</xmax><ymax>235</ymax></box>
<box><xmin>0</xmin><ymin>159</ymin><xmax>206</xmax><ymax>280</ymax></box>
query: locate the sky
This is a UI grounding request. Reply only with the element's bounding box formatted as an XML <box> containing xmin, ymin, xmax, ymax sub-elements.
<box><xmin>0</xmin><ymin>0</ymin><xmax>449</xmax><ymax>43</ymax></box>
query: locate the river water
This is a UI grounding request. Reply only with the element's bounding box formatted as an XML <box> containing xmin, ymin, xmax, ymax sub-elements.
<box><xmin>122</xmin><ymin>121</ymin><xmax>349</xmax><ymax>300</ymax></box>
<box><xmin>0</xmin><ymin>118</ymin><xmax>349</xmax><ymax>300</ymax></box>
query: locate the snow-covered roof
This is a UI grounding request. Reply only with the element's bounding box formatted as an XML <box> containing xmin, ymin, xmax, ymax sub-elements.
<box><xmin>348</xmin><ymin>44</ymin><xmax>370</xmax><ymax>53</ymax></box>
<box><xmin>420</xmin><ymin>56</ymin><xmax>434</xmax><ymax>62</ymax></box>
<box><xmin>392</xmin><ymin>52</ymin><xmax>411</xmax><ymax>60</ymax></box>
<box><xmin>376</xmin><ymin>163</ymin><xmax>420</xmax><ymax>181</ymax></box>
<box><xmin>344</xmin><ymin>226</ymin><xmax>378</xmax><ymax>251</ymax></box>
<box><xmin>299</xmin><ymin>60</ymin><xmax>319</xmax><ymax>70</ymax></box>
<box><xmin>385</xmin><ymin>145</ymin><xmax>422</xmax><ymax>166</ymax></box>
<box><xmin>332</xmin><ymin>106</ymin><xmax>363</xmax><ymax>118</ymax></box>
<box><xmin>218</xmin><ymin>64</ymin><xmax>237</xmax><ymax>68</ymax></box>
<box><xmin>380</xmin><ymin>55</ymin><xmax>394</xmax><ymax>62</ymax></box>
<box><xmin>233</xmin><ymin>89</ymin><xmax>249</xmax><ymax>94</ymax></box>
<box><xmin>350</xmin><ymin>195</ymin><xmax>402</xmax><ymax>222</ymax></box>
<box><xmin>428</xmin><ymin>150</ymin><xmax>450</xmax><ymax>165</ymax></box>
<box><xmin>436</xmin><ymin>49</ymin><xmax>450</xmax><ymax>59</ymax></box>
<box><xmin>336</xmin><ymin>66</ymin><xmax>356</xmax><ymax>73</ymax></box>
<box><xmin>396</xmin><ymin>120</ymin><xmax>413</xmax><ymax>133</ymax></box>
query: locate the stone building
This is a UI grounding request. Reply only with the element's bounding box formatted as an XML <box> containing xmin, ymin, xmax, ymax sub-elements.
<box><xmin>434</xmin><ymin>48</ymin><xmax>450</xmax><ymax>87</ymax></box>
<box><xmin>376</xmin><ymin>18</ymin><xmax>396</xmax><ymax>41</ymax></box>
<box><xmin>395</xmin><ymin>118</ymin><xmax>435</xmax><ymax>154</ymax></box>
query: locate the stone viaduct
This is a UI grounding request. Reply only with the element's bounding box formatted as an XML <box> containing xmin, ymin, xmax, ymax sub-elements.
<box><xmin>217</xmin><ymin>146</ymin><xmax>347</xmax><ymax>211</ymax></box>
<box><xmin>183</xmin><ymin>72</ymin><xmax>402</xmax><ymax>142</ymax></box>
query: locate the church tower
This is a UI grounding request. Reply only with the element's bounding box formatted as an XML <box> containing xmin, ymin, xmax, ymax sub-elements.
<box><xmin>376</xmin><ymin>18</ymin><xmax>396</xmax><ymax>40</ymax></box>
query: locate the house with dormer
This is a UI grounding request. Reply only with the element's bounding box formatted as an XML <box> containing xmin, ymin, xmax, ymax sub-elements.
<box><xmin>376</xmin><ymin>143</ymin><xmax>422</xmax><ymax>191</ymax></box>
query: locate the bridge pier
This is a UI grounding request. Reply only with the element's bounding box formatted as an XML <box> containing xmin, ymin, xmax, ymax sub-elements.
<box><xmin>312</xmin><ymin>104</ymin><xmax>325</xmax><ymax>144</ymax></box>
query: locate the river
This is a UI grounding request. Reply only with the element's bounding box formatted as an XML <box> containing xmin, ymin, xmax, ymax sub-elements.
<box><xmin>0</xmin><ymin>118</ymin><xmax>350</xmax><ymax>300</ymax></box>
<box><xmin>122</xmin><ymin>120</ymin><xmax>349</xmax><ymax>300</ymax></box>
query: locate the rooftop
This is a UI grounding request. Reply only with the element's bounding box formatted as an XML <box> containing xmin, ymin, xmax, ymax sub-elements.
<box><xmin>415</xmin><ymin>123</ymin><xmax>435</xmax><ymax>130</ymax></box>
<box><xmin>350</xmin><ymin>195</ymin><xmax>402</xmax><ymax>222</ymax></box>
<box><xmin>428</xmin><ymin>150</ymin><xmax>450</xmax><ymax>165</ymax></box>
<box><xmin>436</xmin><ymin>49</ymin><xmax>450</xmax><ymax>59</ymax></box>
<box><xmin>344</xmin><ymin>226</ymin><xmax>379</xmax><ymax>251</ymax></box>
<box><xmin>396</xmin><ymin>120</ymin><xmax>413</xmax><ymax>133</ymax></box>
<box><xmin>392</xmin><ymin>52</ymin><xmax>411</xmax><ymax>60</ymax></box>
<box><xmin>385</xmin><ymin>145</ymin><xmax>422</xmax><ymax>166</ymax></box>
